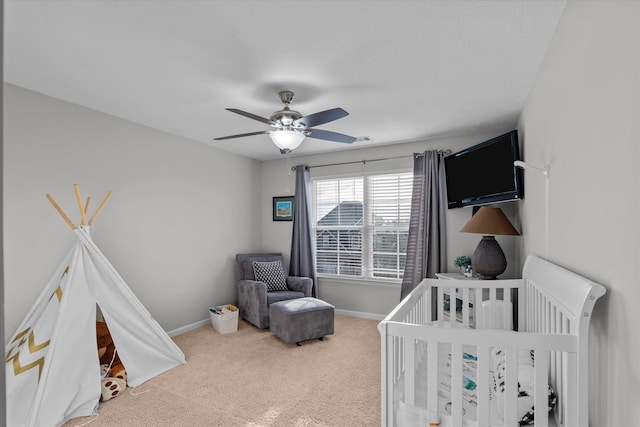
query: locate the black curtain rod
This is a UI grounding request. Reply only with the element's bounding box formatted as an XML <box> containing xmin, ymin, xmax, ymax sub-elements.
<box><xmin>290</xmin><ymin>149</ymin><xmax>451</xmax><ymax>171</ymax></box>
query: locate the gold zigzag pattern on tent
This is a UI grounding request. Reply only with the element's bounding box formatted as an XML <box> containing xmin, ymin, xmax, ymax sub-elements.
<box><xmin>5</xmin><ymin>265</ymin><xmax>67</xmax><ymax>381</ymax></box>
<box><xmin>6</xmin><ymin>327</ymin><xmax>30</xmax><ymax>360</ymax></box>
<box><xmin>5</xmin><ymin>328</ymin><xmax>51</xmax><ymax>381</ymax></box>
<box><xmin>52</xmin><ymin>286</ymin><xmax>63</xmax><ymax>303</ymax></box>
<box><xmin>48</xmin><ymin>266</ymin><xmax>69</xmax><ymax>303</ymax></box>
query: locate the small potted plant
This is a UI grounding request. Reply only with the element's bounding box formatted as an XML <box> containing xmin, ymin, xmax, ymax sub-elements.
<box><xmin>453</xmin><ymin>256</ymin><xmax>472</xmax><ymax>275</ymax></box>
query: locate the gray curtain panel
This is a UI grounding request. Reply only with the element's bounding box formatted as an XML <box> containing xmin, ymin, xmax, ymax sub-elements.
<box><xmin>400</xmin><ymin>151</ymin><xmax>448</xmax><ymax>300</ymax></box>
<box><xmin>290</xmin><ymin>165</ymin><xmax>318</xmax><ymax>297</ymax></box>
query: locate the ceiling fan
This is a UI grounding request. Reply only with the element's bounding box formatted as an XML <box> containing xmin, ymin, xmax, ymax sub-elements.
<box><xmin>214</xmin><ymin>90</ymin><xmax>366</xmax><ymax>153</ymax></box>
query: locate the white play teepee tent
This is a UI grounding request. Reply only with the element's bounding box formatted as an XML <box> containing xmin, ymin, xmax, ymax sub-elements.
<box><xmin>5</xmin><ymin>185</ymin><xmax>186</xmax><ymax>426</ymax></box>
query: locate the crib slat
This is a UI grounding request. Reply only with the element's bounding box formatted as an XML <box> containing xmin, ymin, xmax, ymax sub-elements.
<box><xmin>545</xmin><ymin>298</ymin><xmax>551</xmax><ymax>333</ymax></box>
<box><xmin>437</xmin><ymin>287</ymin><xmax>444</xmax><ymax>324</ymax></box>
<box><xmin>504</xmin><ymin>347</ymin><xmax>518</xmax><ymax>426</ymax></box>
<box><xmin>462</xmin><ymin>287</ymin><xmax>470</xmax><ymax>327</ymax></box>
<box><xmin>448</xmin><ymin>286</ymin><xmax>456</xmax><ymax>327</ymax></box>
<box><xmin>475</xmin><ymin>288</ymin><xmax>483</xmax><ymax>329</ymax></box>
<box><xmin>535</xmin><ymin>349</ymin><xmax>550</xmax><ymax>427</ymax></box>
<box><xmin>550</xmin><ymin>350</ymin><xmax>557</xmax><ymax>419</ymax></box>
<box><xmin>565</xmin><ymin>351</ymin><xmax>578</xmax><ymax>427</ymax></box>
<box><xmin>561</xmin><ymin>316</ymin><xmax>570</xmax><ymax>425</ymax></box>
<box><xmin>427</xmin><ymin>341</ymin><xmax>439</xmax><ymax>415</ymax></box>
<box><xmin>557</xmin><ymin>349</ymin><xmax>565</xmax><ymax>424</ymax></box>
<box><xmin>405</xmin><ymin>336</ymin><xmax>415</xmax><ymax>406</ymax></box>
<box><xmin>504</xmin><ymin>287</ymin><xmax>511</xmax><ymax>330</ymax></box>
<box><xmin>384</xmin><ymin>334</ymin><xmax>395</xmax><ymax>426</ymax></box>
<box><xmin>451</xmin><ymin>342</ymin><xmax>464</xmax><ymax>426</ymax></box>
<box><xmin>528</xmin><ymin>286</ymin><xmax>533</xmax><ymax>330</ymax></box>
<box><xmin>554</xmin><ymin>310</ymin><xmax>563</xmax><ymax>422</ymax></box>
<box><xmin>396</xmin><ymin>337</ymin><xmax>402</xmax><ymax>380</ymax></box>
<box><xmin>477</xmin><ymin>345</ymin><xmax>490</xmax><ymax>427</ymax></box>
<box><xmin>537</xmin><ymin>290</ymin><xmax>543</xmax><ymax>332</ymax></box>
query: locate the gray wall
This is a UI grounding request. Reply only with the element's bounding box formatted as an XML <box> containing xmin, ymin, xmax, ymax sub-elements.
<box><xmin>260</xmin><ymin>133</ymin><xmax>521</xmax><ymax>318</ymax></box>
<box><xmin>516</xmin><ymin>2</ymin><xmax>640</xmax><ymax>425</ymax></box>
<box><xmin>3</xmin><ymin>84</ymin><xmax>263</xmax><ymax>336</ymax></box>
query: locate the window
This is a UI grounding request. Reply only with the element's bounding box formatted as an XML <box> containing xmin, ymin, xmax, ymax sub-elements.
<box><xmin>313</xmin><ymin>172</ymin><xmax>413</xmax><ymax>281</ymax></box>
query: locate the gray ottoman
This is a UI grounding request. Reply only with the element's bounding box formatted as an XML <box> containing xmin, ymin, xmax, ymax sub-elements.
<box><xmin>269</xmin><ymin>297</ymin><xmax>335</xmax><ymax>345</ymax></box>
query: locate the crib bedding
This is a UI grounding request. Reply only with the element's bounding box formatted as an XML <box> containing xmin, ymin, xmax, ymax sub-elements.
<box><xmin>395</xmin><ymin>342</ymin><xmax>557</xmax><ymax>427</ymax></box>
<box><xmin>437</xmin><ymin>343</ymin><xmax>479</xmax><ymax>422</ymax></box>
<box><xmin>490</xmin><ymin>348</ymin><xmax>557</xmax><ymax>426</ymax></box>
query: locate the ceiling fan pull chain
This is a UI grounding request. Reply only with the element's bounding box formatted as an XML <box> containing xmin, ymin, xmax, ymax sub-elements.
<box><xmin>285</xmin><ymin>151</ymin><xmax>292</xmax><ymax>193</ymax></box>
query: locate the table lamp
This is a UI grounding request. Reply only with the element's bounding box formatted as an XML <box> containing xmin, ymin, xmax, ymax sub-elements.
<box><xmin>460</xmin><ymin>207</ymin><xmax>520</xmax><ymax>279</ymax></box>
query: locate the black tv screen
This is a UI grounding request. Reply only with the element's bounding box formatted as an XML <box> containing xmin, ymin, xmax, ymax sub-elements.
<box><xmin>445</xmin><ymin>130</ymin><xmax>523</xmax><ymax>209</ymax></box>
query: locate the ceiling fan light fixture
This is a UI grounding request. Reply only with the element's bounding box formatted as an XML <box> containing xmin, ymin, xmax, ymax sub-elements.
<box><xmin>269</xmin><ymin>130</ymin><xmax>305</xmax><ymax>151</ymax></box>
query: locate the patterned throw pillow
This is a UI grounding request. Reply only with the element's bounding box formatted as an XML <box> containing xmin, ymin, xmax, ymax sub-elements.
<box><xmin>252</xmin><ymin>261</ymin><xmax>288</xmax><ymax>292</ymax></box>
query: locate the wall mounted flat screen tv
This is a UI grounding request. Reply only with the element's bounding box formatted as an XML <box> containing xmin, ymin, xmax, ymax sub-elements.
<box><xmin>445</xmin><ymin>130</ymin><xmax>523</xmax><ymax>209</ymax></box>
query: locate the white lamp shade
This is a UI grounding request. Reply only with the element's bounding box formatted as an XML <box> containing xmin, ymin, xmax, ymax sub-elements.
<box><xmin>269</xmin><ymin>130</ymin><xmax>305</xmax><ymax>151</ymax></box>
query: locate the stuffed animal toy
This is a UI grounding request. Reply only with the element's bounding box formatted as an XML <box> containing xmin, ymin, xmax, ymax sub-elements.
<box><xmin>96</xmin><ymin>321</ymin><xmax>127</xmax><ymax>401</ymax></box>
<box><xmin>100</xmin><ymin>377</ymin><xmax>126</xmax><ymax>402</ymax></box>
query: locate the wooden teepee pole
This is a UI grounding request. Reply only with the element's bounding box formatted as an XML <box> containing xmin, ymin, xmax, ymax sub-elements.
<box><xmin>45</xmin><ymin>194</ymin><xmax>77</xmax><ymax>231</ymax></box>
<box><xmin>88</xmin><ymin>191</ymin><xmax>113</xmax><ymax>225</ymax></box>
<box><xmin>74</xmin><ymin>184</ymin><xmax>88</xmax><ymax>226</ymax></box>
<box><xmin>84</xmin><ymin>196</ymin><xmax>91</xmax><ymax>216</ymax></box>
<box><xmin>47</xmin><ymin>186</ymin><xmax>113</xmax><ymax>229</ymax></box>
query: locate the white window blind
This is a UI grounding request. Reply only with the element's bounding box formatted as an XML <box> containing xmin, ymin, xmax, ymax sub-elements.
<box><xmin>367</xmin><ymin>173</ymin><xmax>413</xmax><ymax>279</ymax></box>
<box><xmin>314</xmin><ymin>177</ymin><xmax>364</xmax><ymax>277</ymax></box>
<box><xmin>313</xmin><ymin>171</ymin><xmax>412</xmax><ymax>281</ymax></box>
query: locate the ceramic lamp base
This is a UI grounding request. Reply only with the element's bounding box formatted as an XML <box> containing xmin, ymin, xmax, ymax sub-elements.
<box><xmin>471</xmin><ymin>235</ymin><xmax>507</xmax><ymax>280</ymax></box>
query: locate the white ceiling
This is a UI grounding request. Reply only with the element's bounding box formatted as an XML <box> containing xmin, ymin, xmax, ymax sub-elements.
<box><xmin>4</xmin><ymin>1</ymin><xmax>566</xmax><ymax>161</ymax></box>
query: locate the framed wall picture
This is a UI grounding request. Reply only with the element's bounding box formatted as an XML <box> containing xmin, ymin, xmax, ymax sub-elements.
<box><xmin>273</xmin><ymin>196</ymin><xmax>294</xmax><ymax>221</ymax></box>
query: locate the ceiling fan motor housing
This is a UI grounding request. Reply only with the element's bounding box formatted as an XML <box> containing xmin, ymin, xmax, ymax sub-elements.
<box><xmin>270</xmin><ymin>91</ymin><xmax>303</xmax><ymax>128</ymax></box>
<box><xmin>270</xmin><ymin>108</ymin><xmax>302</xmax><ymax>128</ymax></box>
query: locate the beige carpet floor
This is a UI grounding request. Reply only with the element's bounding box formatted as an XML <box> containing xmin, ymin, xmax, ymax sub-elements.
<box><xmin>64</xmin><ymin>314</ymin><xmax>381</xmax><ymax>427</ymax></box>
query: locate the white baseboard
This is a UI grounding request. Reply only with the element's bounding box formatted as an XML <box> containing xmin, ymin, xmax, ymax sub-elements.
<box><xmin>168</xmin><ymin>309</ymin><xmax>385</xmax><ymax>337</ymax></box>
<box><xmin>167</xmin><ymin>318</ymin><xmax>211</xmax><ymax>337</ymax></box>
<box><xmin>335</xmin><ymin>309</ymin><xmax>385</xmax><ymax>321</ymax></box>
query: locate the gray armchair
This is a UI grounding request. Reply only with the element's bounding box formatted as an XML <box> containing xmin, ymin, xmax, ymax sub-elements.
<box><xmin>236</xmin><ymin>253</ymin><xmax>313</xmax><ymax>329</ymax></box>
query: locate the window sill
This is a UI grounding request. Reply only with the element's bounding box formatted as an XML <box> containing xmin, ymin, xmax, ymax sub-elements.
<box><xmin>317</xmin><ymin>275</ymin><xmax>401</xmax><ymax>288</ymax></box>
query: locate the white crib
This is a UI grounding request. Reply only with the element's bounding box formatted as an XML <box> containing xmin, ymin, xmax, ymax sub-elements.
<box><xmin>378</xmin><ymin>256</ymin><xmax>605</xmax><ymax>427</ymax></box>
